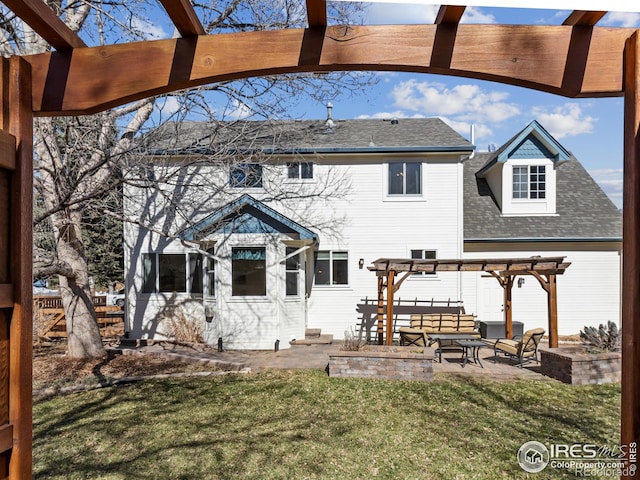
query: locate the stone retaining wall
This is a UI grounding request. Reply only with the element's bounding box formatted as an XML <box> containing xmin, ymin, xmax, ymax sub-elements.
<box><xmin>540</xmin><ymin>347</ymin><xmax>621</xmax><ymax>385</ymax></box>
<box><xmin>328</xmin><ymin>346</ymin><xmax>434</xmax><ymax>381</ymax></box>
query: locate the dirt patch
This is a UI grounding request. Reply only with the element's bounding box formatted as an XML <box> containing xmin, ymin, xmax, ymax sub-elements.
<box><xmin>33</xmin><ymin>342</ymin><xmax>226</xmax><ymax>392</ymax></box>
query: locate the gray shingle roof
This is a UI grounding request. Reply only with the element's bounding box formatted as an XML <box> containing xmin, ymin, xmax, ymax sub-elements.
<box><xmin>464</xmin><ymin>153</ymin><xmax>622</xmax><ymax>241</ymax></box>
<box><xmin>146</xmin><ymin>117</ymin><xmax>473</xmax><ymax>154</ymax></box>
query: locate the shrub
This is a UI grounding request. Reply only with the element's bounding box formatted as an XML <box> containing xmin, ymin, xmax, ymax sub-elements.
<box><xmin>341</xmin><ymin>328</ymin><xmax>366</xmax><ymax>351</ymax></box>
<box><xmin>163</xmin><ymin>306</ymin><xmax>204</xmax><ymax>344</ymax></box>
<box><xmin>579</xmin><ymin>321</ymin><xmax>621</xmax><ymax>353</ymax></box>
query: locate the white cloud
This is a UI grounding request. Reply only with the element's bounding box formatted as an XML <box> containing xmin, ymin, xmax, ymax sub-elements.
<box><xmin>158</xmin><ymin>97</ymin><xmax>180</xmax><ymax>116</ymax></box>
<box><xmin>366</xmin><ymin>4</ymin><xmax>438</xmax><ymax>24</ymax></box>
<box><xmin>390</xmin><ymin>79</ymin><xmax>520</xmax><ymax>127</ymax></box>
<box><xmin>531</xmin><ymin>103</ymin><xmax>596</xmax><ymax>138</ymax></box>
<box><xmin>461</xmin><ymin>7</ymin><xmax>497</xmax><ymax>24</ymax></box>
<box><xmin>356</xmin><ymin>111</ymin><xmax>425</xmax><ymax>119</ymax></box>
<box><xmin>602</xmin><ymin>12</ymin><xmax>640</xmax><ymax>28</ymax></box>
<box><xmin>226</xmin><ymin>99</ymin><xmax>253</xmax><ymax>120</ymax></box>
<box><xmin>132</xmin><ymin>18</ymin><xmax>167</xmax><ymax>40</ymax></box>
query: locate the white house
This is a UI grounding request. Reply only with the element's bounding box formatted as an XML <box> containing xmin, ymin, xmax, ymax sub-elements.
<box><xmin>122</xmin><ymin>114</ymin><xmax>621</xmax><ymax>350</ymax></box>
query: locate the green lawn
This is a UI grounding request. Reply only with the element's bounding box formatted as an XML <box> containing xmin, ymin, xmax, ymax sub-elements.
<box><xmin>33</xmin><ymin>371</ymin><xmax>620</xmax><ymax>479</ymax></box>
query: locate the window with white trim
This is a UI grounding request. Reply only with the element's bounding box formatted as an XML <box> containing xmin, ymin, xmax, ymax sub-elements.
<box><xmin>388</xmin><ymin>162</ymin><xmax>421</xmax><ymax>195</ymax></box>
<box><xmin>411</xmin><ymin>249</ymin><xmax>437</xmax><ymax>276</ymax></box>
<box><xmin>206</xmin><ymin>247</ymin><xmax>215</xmax><ymax>297</ymax></box>
<box><xmin>513</xmin><ymin>165</ymin><xmax>546</xmax><ymax>199</ymax></box>
<box><xmin>142</xmin><ymin>253</ymin><xmax>203</xmax><ymax>294</ymax></box>
<box><xmin>232</xmin><ymin>247</ymin><xmax>266</xmax><ymax>296</ymax></box>
<box><xmin>287</xmin><ymin>161</ymin><xmax>313</xmax><ymax>179</ymax></box>
<box><xmin>285</xmin><ymin>247</ymin><xmax>300</xmax><ymax>296</ymax></box>
<box><xmin>314</xmin><ymin>251</ymin><xmax>348</xmax><ymax>286</ymax></box>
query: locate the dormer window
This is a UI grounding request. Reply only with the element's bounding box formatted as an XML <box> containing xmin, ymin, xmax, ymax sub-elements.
<box><xmin>513</xmin><ymin>165</ymin><xmax>546</xmax><ymax>200</ymax></box>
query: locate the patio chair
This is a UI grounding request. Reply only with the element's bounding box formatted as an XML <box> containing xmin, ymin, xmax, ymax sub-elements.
<box><xmin>493</xmin><ymin>328</ymin><xmax>545</xmax><ymax>368</ymax></box>
<box><xmin>399</xmin><ymin>327</ymin><xmax>428</xmax><ymax>347</ymax></box>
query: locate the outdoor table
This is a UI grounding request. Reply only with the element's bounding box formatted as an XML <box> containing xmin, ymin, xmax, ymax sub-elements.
<box><xmin>457</xmin><ymin>339</ymin><xmax>488</xmax><ymax>368</ymax></box>
<box><xmin>427</xmin><ymin>333</ymin><xmax>479</xmax><ymax>363</ymax></box>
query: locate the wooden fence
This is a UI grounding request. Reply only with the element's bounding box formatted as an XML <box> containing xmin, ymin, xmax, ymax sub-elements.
<box><xmin>34</xmin><ymin>295</ymin><xmax>124</xmax><ymax>341</ymax></box>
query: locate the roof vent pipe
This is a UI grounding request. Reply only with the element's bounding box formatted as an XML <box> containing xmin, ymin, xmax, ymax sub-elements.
<box><xmin>326</xmin><ymin>102</ymin><xmax>334</xmax><ymax>129</ymax></box>
<box><xmin>469</xmin><ymin>124</ymin><xmax>475</xmax><ymax>159</ymax></box>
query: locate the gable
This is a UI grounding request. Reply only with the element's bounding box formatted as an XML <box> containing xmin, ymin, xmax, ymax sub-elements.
<box><xmin>180</xmin><ymin>194</ymin><xmax>317</xmax><ymax>242</ymax></box>
<box><xmin>476</xmin><ymin>120</ymin><xmax>571</xmax><ymax>177</ymax></box>
<box><xmin>508</xmin><ymin>135</ymin><xmax>557</xmax><ymax>160</ymax></box>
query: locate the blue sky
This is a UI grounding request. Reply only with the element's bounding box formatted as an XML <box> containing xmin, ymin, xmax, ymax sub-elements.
<box><xmin>289</xmin><ymin>5</ymin><xmax>640</xmax><ymax>209</ymax></box>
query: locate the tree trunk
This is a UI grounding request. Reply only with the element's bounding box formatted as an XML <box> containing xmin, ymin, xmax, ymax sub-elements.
<box><xmin>53</xmin><ymin>209</ymin><xmax>105</xmax><ymax>358</ymax></box>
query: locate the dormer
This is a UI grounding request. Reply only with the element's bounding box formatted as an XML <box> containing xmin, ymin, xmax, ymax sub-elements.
<box><xmin>475</xmin><ymin>120</ymin><xmax>571</xmax><ymax>216</ymax></box>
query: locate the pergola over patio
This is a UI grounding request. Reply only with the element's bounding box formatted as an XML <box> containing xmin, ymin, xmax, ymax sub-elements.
<box><xmin>368</xmin><ymin>256</ymin><xmax>571</xmax><ymax>348</ymax></box>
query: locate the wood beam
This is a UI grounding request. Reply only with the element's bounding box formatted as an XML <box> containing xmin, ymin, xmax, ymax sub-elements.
<box><xmin>25</xmin><ymin>24</ymin><xmax>635</xmax><ymax>116</ymax></box>
<box><xmin>376</xmin><ymin>275</ymin><xmax>384</xmax><ymax>345</ymax></box>
<box><xmin>158</xmin><ymin>0</ymin><xmax>205</xmax><ymax>37</ymax></box>
<box><xmin>385</xmin><ymin>271</ymin><xmax>395</xmax><ymax>346</ymax></box>
<box><xmin>435</xmin><ymin>6</ymin><xmax>466</xmax><ymax>25</ymax></box>
<box><xmin>563</xmin><ymin>10</ymin><xmax>607</xmax><ymax>26</ymax></box>
<box><xmin>0</xmin><ymin>132</ymin><xmax>16</xmax><ymax>171</ymax></box>
<box><xmin>503</xmin><ymin>276</ymin><xmax>514</xmax><ymax>339</ymax></box>
<box><xmin>306</xmin><ymin>0</ymin><xmax>327</xmax><ymax>29</ymax></box>
<box><xmin>622</xmin><ymin>30</ymin><xmax>640</xmax><ymax>477</ymax></box>
<box><xmin>1</xmin><ymin>0</ymin><xmax>86</xmax><ymax>51</ymax></box>
<box><xmin>0</xmin><ymin>56</ymin><xmax>33</xmax><ymax>479</ymax></box>
<box><xmin>547</xmin><ymin>275</ymin><xmax>558</xmax><ymax>348</ymax></box>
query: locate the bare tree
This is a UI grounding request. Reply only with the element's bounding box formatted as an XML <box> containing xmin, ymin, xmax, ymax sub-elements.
<box><xmin>0</xmin><ymin>1</ymin><xmax>374</xmax><ymax>358</ymax></box>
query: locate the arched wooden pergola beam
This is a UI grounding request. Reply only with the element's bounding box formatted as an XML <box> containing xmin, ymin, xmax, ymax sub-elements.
<box><xmin>24</xmin><ymin>24</ymin><xmax>636</xmax><ymax>116</ymax></box>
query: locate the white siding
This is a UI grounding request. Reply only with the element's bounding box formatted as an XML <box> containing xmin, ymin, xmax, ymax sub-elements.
<box><xmin>462</xmin><ymin>242</ymin><xmax>621</xmax><ymax>335</ymax></box>
<box><xmin>304</xmin><ymin>156</ymin><xmax>465</xmax><ymax>339</ymax></box>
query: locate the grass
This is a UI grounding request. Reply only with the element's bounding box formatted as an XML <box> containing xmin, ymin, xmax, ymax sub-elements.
<box><xmin>33</xmin><ymin>371</ymin><xmax>620</xmax><ymax>479</ymax></box>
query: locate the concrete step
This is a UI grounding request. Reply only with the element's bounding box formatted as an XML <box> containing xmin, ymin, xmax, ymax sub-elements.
<box><xmin>290</xmin><ymin>334</ymin><xmax>334</xmax><ymax>345</ymax></box>
<box><xmin>305</xmin><ymin>328</ymin><xmax>322</xmax><ymax>337</ymax></box>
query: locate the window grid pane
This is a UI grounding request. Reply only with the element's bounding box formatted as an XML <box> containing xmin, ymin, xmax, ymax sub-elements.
<box><xmin>158</xmin><ymin>254</ymin><xmax>187</xmax><ymax>293</ymax></box>
<box><xmin>314</xmin><ymin>251</ymin><xmax>348</xmax><ymax>286</ymax></box>
<box><xmin>142</xmin><ymin>253</ymin><xmax>156</xmax><ymax>293</ymax></box>
<box><xmin>300</xmin><ymin>162</ymin><xmax>313</xmax><ymax>179</ymax></box>
<box><xmin>512</xmin><ymin>166</ymin><xmax>528</xmax><ymax>199</ymax></box>
<box><xmin>285</xmin><ymin>247</ymin><xmax>299</xmax><ymax>296</ymax></box>
<box><xmin>530</xmin><ymin>165</ymin><xmax>546</xmax><ymax>199</ymax></box>
<box><xmin>405</xmin><ymin>162</ymin><xmax>421</xmax><ymax>194</ymax></box>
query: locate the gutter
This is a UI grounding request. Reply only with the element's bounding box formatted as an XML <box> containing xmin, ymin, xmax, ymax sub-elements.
<box><xmin>464</xmin><ymin>237</ymin><xmax>622</xmax><ymax>243</ymax></box>
<box><xmin>148</xmin><ymin>145</ymin><xmax>475</xmax><ymax>156</ymax></box>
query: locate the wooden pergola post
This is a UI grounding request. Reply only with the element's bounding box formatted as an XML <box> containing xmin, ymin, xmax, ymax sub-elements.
<box><xmin>529</xmin><ymin>272</ymin><xmax>559</xmax><ymax>348</ymax></box>
<box><xmin>385</xmin><ymin>271</ymin><xmax>395</xmax><ymax>346</ymax></box>
<box><xmin>503</xmin><ymin>275</ymin><xmax>514</xmax><ymax>339</ymax></box>
<box><xmin>0</xmin><ymin>56</ymin><xmax>33</xmax><ymax>480</ymax></box>
<box><xmin>622</xmin><ymin>30</ymin><xmax>640</xmax><ymax>476</ymax></box>
<box><xmin>376</xmin><ymin>274</ymin><xmax>384</xmax><ymax>345</ymax></box>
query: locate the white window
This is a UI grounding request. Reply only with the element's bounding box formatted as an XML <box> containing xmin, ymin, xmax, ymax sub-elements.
<box><xmin>142</xmin><ymin>253</ymin><xmax>203</xmax><ymax>294</ymax></box>
<box><xmin>513</xmin><ymin>165</ymin><xmax>546</xmax><ymax>199</ymax></box>
<box><xmin>232</xmin><ymin>247</ymin><xmax>266</xmax><ymax>296</ymax></box>
<box><xmin>287</xmin><ymin>161</ymin><xmax>313</xmax><ymax>179</ymax></box>
<box><xmin>388</xmin><ymin>162</ymin><xmax>421</xmax><ymax>195</ymax></box>
<box><xmin>285</xmin><ymin>247</ymin><xmax>300</xmax><ymax>296</ymax></box>
<box><xmin>411</xmin><ymin>249</ymin><xmax>437</xmax><ymax>276</ymax></box>
<box><xmin>206</xmin><ymin>247</ymin><xmax>215</xmax><ymax>297</ymax></box>
<box><xmin>314</xmin><ymin>251</ymin><xmax>348</xmax><ymax>286</ymax></box>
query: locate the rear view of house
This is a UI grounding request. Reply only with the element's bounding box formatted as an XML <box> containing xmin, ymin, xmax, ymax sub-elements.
<box><xmin>123</xmin><ymin>113</ymin><xmax>621</xmax><ymax>350</ymax></box>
